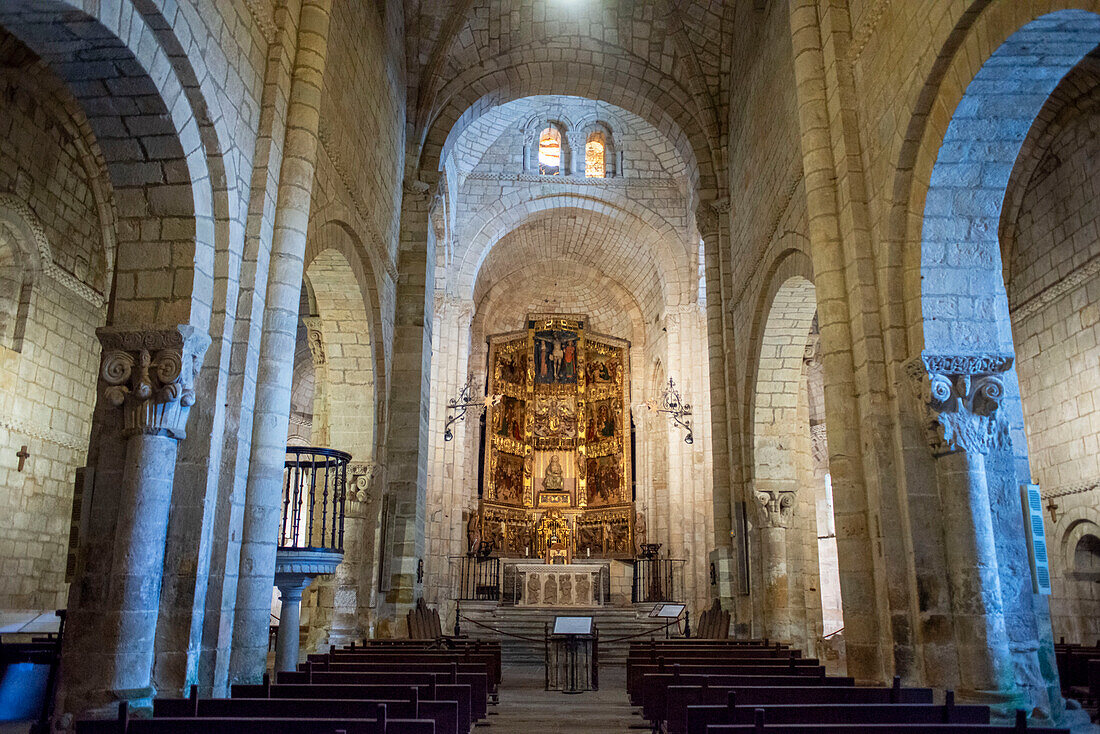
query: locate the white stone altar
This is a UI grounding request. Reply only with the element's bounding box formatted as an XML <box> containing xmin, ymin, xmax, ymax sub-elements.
<box><xmin>512</xmin><ymin>562</ymin><xmax>607</xmax><ymax>607</ymax></box>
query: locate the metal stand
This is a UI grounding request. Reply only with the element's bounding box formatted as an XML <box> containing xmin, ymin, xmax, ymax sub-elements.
<box><xmin>545</xmin><ymin>621</ymin><xmax>598</xmax><ymax>693</ymax></box>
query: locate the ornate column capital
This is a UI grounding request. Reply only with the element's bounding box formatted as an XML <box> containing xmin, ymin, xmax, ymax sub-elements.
<box><xmin>755</xmin><ymin>489</ymin><xmax>795</xmax><ymax>528</ymax></box>
<box><xmin>695</xmin><ymin>201</ymin><xmax>719</xmax><ymax>238</ymax></box>
<box><xmin>905</xmin><ymin>353</ymin><xmax>1013</xmax><ymax>457</ymax></box>
<box><xmin>301</xmin><ymin>317</ymin><xmax>326</xmax><ymax>367</ymax></box>
<box><xmin>347</xmin><ymin>460</ymin><xmax>376</xmax><ymax>505</ymax></box>
<box><xmin>97</xmin><ymin>325</ymin><xmax>210</xmax><ymax>440</ymax></box>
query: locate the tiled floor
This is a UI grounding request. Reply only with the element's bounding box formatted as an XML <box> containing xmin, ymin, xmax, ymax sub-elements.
<box><xmin>491</xmin><ymin>664</ymin><xmax>643</xmax><ymax>733</ymax></box>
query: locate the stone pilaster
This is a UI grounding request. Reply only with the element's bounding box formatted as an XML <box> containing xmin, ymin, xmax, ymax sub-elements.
<box><xmin>62</xmin><ymin>325</ymin><xmax>208</xmax><ymax>715</ymax></box>
<box><xmin>907</xmin><ymin>353</ymin><xmax>1022</xmax><ymax>707</ymax></box>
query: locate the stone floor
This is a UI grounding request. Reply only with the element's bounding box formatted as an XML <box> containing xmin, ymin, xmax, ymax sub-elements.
<box><xmin>490</xmin><ymin>663</ymin><xmax>643</xmax><ymax>733</ymax></box>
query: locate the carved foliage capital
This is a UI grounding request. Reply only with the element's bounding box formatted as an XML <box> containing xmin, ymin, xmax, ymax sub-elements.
<box><xmin>905</xmin><ymin>353</ymin><xmax>1013</xmax><ymax>457</ymax></box>
<box><xmin>755</xmin><ymin>489</ymin><xmax>795</xmax><ymax>528</ymax></box>
<box><xmin>97</xmin><ymin>325</ymin><xmax>210</xmax><ymax>439</ymax></box>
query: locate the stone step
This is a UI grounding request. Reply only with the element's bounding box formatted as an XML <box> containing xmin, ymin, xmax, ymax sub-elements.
<box><xmin>457</xmin><ymin>602</ymin><xmax>682</xmax><ymax>664</ymax></box>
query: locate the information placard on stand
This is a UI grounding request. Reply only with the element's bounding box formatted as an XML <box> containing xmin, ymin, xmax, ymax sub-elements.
<box><xmin>552</xmin><ymin>616</ymin><xmax>593</xmax><ymax>635</ymax></box>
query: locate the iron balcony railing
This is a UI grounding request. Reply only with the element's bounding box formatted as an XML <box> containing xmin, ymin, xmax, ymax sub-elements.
<box><xmin>632</xmin><ymin>557</ymin><xmax>687</xmax><ymax>603</ymax></box>
<box><xmin>281</xmin><ymin>446</ymin><xmax>352</xmax><ymax>551</ymax></box>
<box><xmin>451</xmin><ymin>555</ymin><xmax>502</xmax><ymax>601</ymax></box>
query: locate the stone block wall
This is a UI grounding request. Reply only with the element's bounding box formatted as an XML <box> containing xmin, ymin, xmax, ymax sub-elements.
<box><xmin>0</xmin><ymin>58</ymin><xmax>108</xmax><ymax>609</ymax></box>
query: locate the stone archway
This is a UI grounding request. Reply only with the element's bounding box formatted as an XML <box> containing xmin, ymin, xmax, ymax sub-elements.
<box><xmin>903</xmin><ymin>6</ymin><xmax>1100</xmax><ymax>711</ymax></box>
<box><xmin>750</xmin><ymin>274</ymin><xmax>837</xmax><ymax>655</ymax></box>
<box><xmin>296</xmin><ymin>245</ymin><xmax>381</xmax><ymax>650</ymax></box>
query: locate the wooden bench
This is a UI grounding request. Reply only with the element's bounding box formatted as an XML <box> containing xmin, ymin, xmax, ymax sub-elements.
<box><xmin>232</xmin><ymin>679</ymin><xmax>473</xmax><ymax>734</ymax></box>
<box><xmin>666</xmin><ymin>679</ymin><xmax>933</xmax><ymax>734</ymax></box>
<box><xmin>280</xmin><ymin>666</ymin><xmax>490</xmax><ymax>721</ymax></box>
<box><xmin>154</xmin><ymin>686</ymin><xmax>455</xmax><ymax>734</ymax></box>
<box><xmin>628</xmin><ymin>660</ymin><xmax>827</xmax><ymax>703</ymax></box>
<box><xmin>684</xmin><ymin>692</ymin><xmax>987</xmax><ymax>733</ymax></box>
<box><xmin>637</xmin><ymin>672</ymin><xmax>853</xmax><ymax>718</ymax></box>
<box><xmin>75</xmin><ymin>701</ymin><xmax>430</xmax><ymax>734</ymax></box>
<box><xmin>319</xmin><ymin>648</ymin><xmax>501</xmax><ymax>688</ymax></box>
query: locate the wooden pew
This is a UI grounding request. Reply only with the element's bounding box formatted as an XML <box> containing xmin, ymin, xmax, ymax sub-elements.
<box><xmin>666</xmin><ymin>679</ymin><xmax>933</xmax><ymax>734</ymax></box>
<box><xmin>279</xmin><ymin>666</ymin><xmax>490</xmax><ymax>721</ymax></box>
<box><xmin>628</xmin><ymin>659</ymin><xmax>828</xmax><ymax>703</ymax></box>
<box><xmin>154</xmin><ymin>686</ymin><xmax>454</xmax><ymax>734</ymax></box>
<box><xmin>232</xmin><ymin>679</ymin><xmax>473</xmax><ymax>734</ymax></box>
<box><xmin>637</xmin><ymin>672</ymin><xmax>853</xmax><ymax>721</ymax></box>
<box><xmin>684</xmin><ymin>691</ymin><xmax>987</xmax><ymax>733</ymax></box>
<box><xmin>75</xmin><ymin>701</ymin><xmax>424</xmax><ymax>734</ymax></box>
<box><xmin>319</xmin><ymin>647</ymin><xmax>502</xmax><ymax>688</ymax></box>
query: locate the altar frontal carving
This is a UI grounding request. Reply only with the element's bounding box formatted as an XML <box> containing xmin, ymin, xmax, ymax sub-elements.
<box><xmin>482</xmin><ymin>315</ymin><xmax>633</xmax><ymax>559</ymax></box>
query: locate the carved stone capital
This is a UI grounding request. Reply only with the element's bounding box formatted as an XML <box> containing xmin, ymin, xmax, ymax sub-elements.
<box><xmin>301</xmin><ymin>317</ymin><xmax>326</xmax><ymax>367</ymax></box>
<box><xmin>695</xmin><ymin>201</ymin><xmax>719</xmax><ymax>238</ymax></box>
<box><xmin>97</xmin><ymin>325</ymin><xmax>210</xmax><ymax>440</ymax></box>
<box><xmin>905</xmin><ymin>353</ymin><xmax>1013</xmax><ymax>457</ymax></box>
<box><xmin>347</xmin><ymin>460</ymin><xmax>376</xmax><ymax>504</ymax></box>
<box><xmin>755</xmin><ymin>489</ymin><xmax>795</xmax><ymax>529</ymax></box>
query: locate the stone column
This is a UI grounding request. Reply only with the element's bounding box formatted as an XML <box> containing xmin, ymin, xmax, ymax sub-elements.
<box><xmin>73</xmin><ymin>326</ymin><xmax>208</xmax><ymax>713</ymax></box>
<box><xmin>230</xmin><ymin>0</ymin><xmax>332</xmax><ymax>685</ymax></box>
<box><xmin>567</xmin><ymin>132</ymin><xmax>586</xmax><ymax>176</ymax></box>
<box><xmin>273</xmin><ymin>577</ymin><xmax>311</xmax><ymax>673</ymax></box>
<box><xmin>907</xmin><ymin>354</ymin><xmax>1022</xmax><ymax>707</ymax></box>
<box><xmin>755</xmin><ymin>487</ymin><xmax>795</xmax><ymax>642</ymax></box>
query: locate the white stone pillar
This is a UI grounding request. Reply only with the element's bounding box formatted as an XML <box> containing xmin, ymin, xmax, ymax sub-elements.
<box><xmin>71</xmin><ymin>326</ymin><xmax>208</xmax><ymax>712</ymax></box>
<box><xmin>230</xmin><ymin>0</ymin><xmax>332</xmax><ymax>685</ymax></box>
<box><xmin>907</xmin><ymin>354</ymin><xmax>1023</xmax><ymax>708</ymax></box>
<box><xmin>755</xmin><ymin>487</ymin><xmax>795</xmax><ymax>642</ymax></box>
<box><xmin>274</xmin><ymin>577</ymin><xmax>311</xmax><ymax>673</ymax></box>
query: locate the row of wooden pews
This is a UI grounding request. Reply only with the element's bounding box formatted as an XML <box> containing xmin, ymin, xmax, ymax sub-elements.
<box><xmin>76</xmin><ymin>636</ymin><xmax>501</xmax><ymax>734</ymax></box>
<box><xmin>628</xmin><ymin>638</ymin><xmax>1070</xmax><ymax>734</ymax></box>
<box><xmin>1055</xmin><ymin>638</ymin><xmax>1100</xmax><ymax>705</ymax></box>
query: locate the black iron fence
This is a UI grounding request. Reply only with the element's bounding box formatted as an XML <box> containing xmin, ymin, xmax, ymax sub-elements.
<box><xmin>632</xmin><ymin>558</ymin><xmax>686</xmax><ymax>603</ymax></box>
<box><xmin>452</xmin><ymin>555</ymin><xmax>501</xmax><ymax>600</ymax></box>
<box><xmin>281</xmin><ymin>446</ymin><xmax>352</xmax><ymax>551</ymax></box>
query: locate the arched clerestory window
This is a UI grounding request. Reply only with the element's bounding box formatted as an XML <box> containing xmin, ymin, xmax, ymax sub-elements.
<box><xmin>585</xmin><ymin>132</ymin><xmax>606</xmax><ymax>178</ymax></box>
<box><xmin>538</xmin><ymin>127</ymin><xmax>562</xmax><ymax>175</ymax></box>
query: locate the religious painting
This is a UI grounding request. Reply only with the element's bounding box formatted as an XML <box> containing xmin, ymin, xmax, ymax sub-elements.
<box><xmin>492</xmin><ymin>451</ymin><xmax>525</xmax><ymax>506</ymax></box>
<box><xmin>495</xmin><ymin>396</ymin><xmax>526</xmax><ymax>442</ymax></box>
<box><xmin>533</xmin><ymin>393</ymin><xmax>577</xmax><ymax>441</ymax></box>
<box><xmin>586</xmin><ymin>350</ymin><xmax>620</xmax><ymax>387</ymax></box>
<box><xmin>585</xmin><ymin>398</ymin><xmax>619</xmax><ymax>443</ymax></box>
<box><xmin>534</xmin><ymin>329</ymin><xmax>579</xmax><ymax>385</ymax></box>
<box><xmin>496</xmin><ymin>350</ymin><xmax>527</xmax><ymax>386</ymax></box>
<box><xmin>585</xmin><ymin>454</ymin><xmax>621</xmax><ymax>507</ymax></box>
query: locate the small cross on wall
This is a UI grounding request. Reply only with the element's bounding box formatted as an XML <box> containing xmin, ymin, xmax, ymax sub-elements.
<box><xmin>16</xmin><ymin>445</ymin><xmax>29</xmax><ymax>472</ymax></box>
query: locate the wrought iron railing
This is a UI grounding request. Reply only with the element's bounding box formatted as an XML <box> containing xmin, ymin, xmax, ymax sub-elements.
<box><xmin>280</xmin><ymin>446</ymin><xmax>352</xmax><ymax>551</ymax></box>
<box><xmin>632</xmin><ymin>558</ymin><xmax>686</xmax><ymax>603</ymax></box>
<box><xmin>451</xmin><ymin>555</ymin><xmax>501</xmax><ymax>600</ymax></box>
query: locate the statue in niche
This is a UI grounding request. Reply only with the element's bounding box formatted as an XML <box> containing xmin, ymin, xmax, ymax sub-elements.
<box><xmin>466</xmin><ymin>512</ymin><xmax>481</xmax><ymax>555</ymax></box>
<box><xmin>634</xmin><ymin>510</ymin><xmax>647</xmax><ymax>556</ymax></box>
<box><xmin>542</xmin><ymin>454</ymin><xmax>565</xmax><ymax>493</ymax></box>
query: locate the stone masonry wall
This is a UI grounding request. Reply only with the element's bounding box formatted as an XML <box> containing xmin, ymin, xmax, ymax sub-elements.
<box><xmin>0</xmin><ymin>67</ymin><xmax>107</xmax><ymax>608</ymax></box>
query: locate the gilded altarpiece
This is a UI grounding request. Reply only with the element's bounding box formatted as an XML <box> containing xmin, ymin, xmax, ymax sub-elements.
<box><xmin>482</xmin><ymin>316</ymin><xmax>634</xmax><ymax>559</ymax></box>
